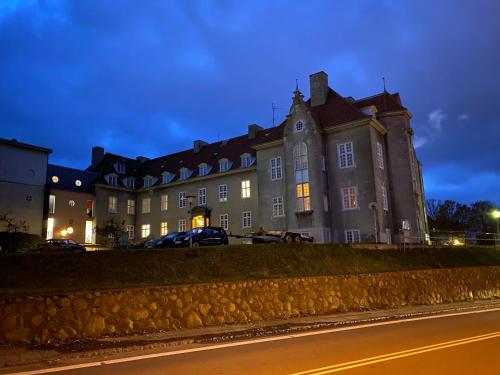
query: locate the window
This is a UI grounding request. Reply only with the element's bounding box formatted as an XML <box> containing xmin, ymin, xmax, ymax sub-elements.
<box><xmin>51</xmin><ymin>176</ymin><xmax>59</xmax><ymax>183</ymax></box>
<box><xmin>48</xmin><ymin>195</ymin><xmax>56</xmax><ymax>214</ymax></box>
<box><xmin>68</xmin><ymin>200</ymin><xmax>75</xmax><ymax>207</ymax></box>
<box><xmin>242</xmin><ymin>211</ymin><xmax>252</xmax><ymax>229</ymax></box>
<box><xmin>338</xmin><ymin>142</ymin><xmax>355</xmax><ymax>169</ymax></box>
<box><xmin>295</xmin><ymin>120</ymin><xmax>304</xmax><ymax>132</ymax></box>
<box><xmin>241</xmin><ymin>180</ymin><xmax>251</xmax><ymax>199</ymax></box>
<box><xmin>219</xmin><ymin>159</ymin><xmax>230</xmax><ymax>172</ymax></box>
<box><xmin>141</xmin><ymin>224</ymin><xmax>150</xmax><ymax>238</ymax></box>
<box><xmin>143</xmin><ymin>177</ymin><xmax>153</xmax><ymax>188</ymax></box>
<box><xmin>381</xmin><ymin>185</ymin><xmax>388</xmax><ymax>211</ymax></box>
<box><xmin>108</xmin><ymin>175</ymin><xmax>118</xmax><ymax>186</ymax></box>
<box><xmin>294</xmin><ymin>143</ymin><xmax>310</xmax><ymax>212</ymax></box>
<box><xmin>108</xmin><ymin>196</ymin><xmax>117</xmax><ymax>213</ymax></box>
<box><xmin>345</xmin><ymin>229</ymin><xmax>360</xmax><ymax>243</ymax></box>
<box><xmin>219</xmin><ymin>184</ymin><xmax>228</xmax><ymax>202</ymax></box>
<box><xmin>86</xmin><ymin>200</ymin><xmax>94</xmax><ymax>216</ymax></box>
<box><xmin>161</xmin><ymin>194</ymin><xmax>168</xmax><ymax>211</ymax></box>
<box><xmin>198</xmin><ymin>163</ymin><xmax>209</xmax><ymax>177</ymax></box>
<box><xmin>179</xmin><ymin>192</ymin><xmax>186</xmax><ymax>208</ymax></box>
<box><xmin>115</xmin><ymin>163</ymin><xmax>126</xmax><ymax>174</ymax></box>
<box><xmin>126</xmin><ymin>225</ymin><xmax>134</xmax><ymax>240</ymax></box>
<box><xmin>198</xmin><ymin>187</ymin><xmax>206</xmax><ymax>206</ymax></box>
<box><xmin>219</xmin><ymin>214</ymin><xmax>229</xmax><ymax>231</ymax></box>
<box><xmin>75</xmin><ymin>179</ymin><xmax>82</xmax><ymax>187</ymax></box>
<box><xmin>377</xmin><ymin>142</ymin><xmax>384</xmax><ymax>169</ymax></box>
<box><xmin>178</xmin><ymin>219</ymin><xmax>186</xmax><ymax>232</ymax></box>
<box><xmin>342</xmin><ymin>186</ymin><xmax>358</xmax><ymax>210</ymax></box>
<box><xmin>127</xmin><ymin>199</ymin><xmax>135</xmax><ymax>215</ymax></box>
<box><xmin>142</xmin><ymin>197</ymin><xmax>151</xmax><ymax>214</ymax></box>
<box><xmin>124</xmin><ymin>178</ymin><xmax>135</xmax><ymax>189</ymax></box>
<box><xmin>46</xmin><ymin>218</ymin><xmax>54</xmax><ymax>240</ymax></box>
<box><xmin>272</xmin><ymin>196</ymin><xmax>284</xmax><ymax>217</ymax></box>
<box><xmin>161</xmin><ymin>222</ymin><xmax>168</xmax><ymax>236</ymax></box>
<box><xmin>162</xmin><ymin>172</ymin><xmax>173</xmax><ymax>184</ymax></box>
<box><xmin>241</xmin><ymin>154</ymin><xmax>253</xmax><ymax>168</ymax></box>
<box><xmin>179</xmin><ymin>168</ymin><xmax>190</xmax><ymax>180</ymax></box>
<box><xmin>270</xmin><ymin>157</ymin><xmax>282</xmax><ymax>181</ymax></box>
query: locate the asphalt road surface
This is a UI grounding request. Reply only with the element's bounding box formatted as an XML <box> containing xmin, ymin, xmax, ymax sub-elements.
<box><xmin>10</xmin><ymin>307</ymin><xmax>500</xmax><ymax>375</ymax></box>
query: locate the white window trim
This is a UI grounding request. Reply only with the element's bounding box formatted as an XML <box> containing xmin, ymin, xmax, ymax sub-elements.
<box><xmin>179</xmin><ymin>168</ymin><xmax>192</xmax><ymax>180</ymax></box>
<box><xmin>160</xmin><ymin>222</ymin><xmax>168</xmax><ymax>236</ymax></box>
<box><xmin>126</xmin><ymin>225</ymin><xmax>134</xmax><ymax>240</ymax></box>
<box><xmin>242</xmin><ymin>211</ymin><xmax>252</xmax><ymax>229</ymax></box>
<box><xmin>377</xmin><ymin>142</ymin><xmax>384</xmax><ymax>170</ymax></box>
<box><xmin>178</xmin><ymin>219</ymin><xmax>186</xmax><ymax>232</ymax></box>
<box><xmin>219</xmin><ymin>184</ymin><xmax>228</xmax><ymax>202</ymax></box>
<box><xmin>219</xmin><ymin>159</ymin><xmax>232</xmax><ymax>173</ymax></box>
<box><xmin>198</xmin><ymin>187</ymin><xmax>207</xmax><ymax>206</ymax></box>
<box><xmin>106</xmin><ymin>174</ymin><xmax>119</xmax><ymax>186</ymax></box>
<box><xmin>241</xmin><ymin>179</ymin><xmax>251</xmax><ymax>199</ymax></box>
<box><xmin>240</xmin><ymin>153</ymin><xmax>255</xmax><ymax>168</ymax></box>
<box><xmin>219</xmin><ymin>213</ymin><xmax>229</xmax><ymax>231</ymax></box>
<box><xmin>294</xmin><ymin>120</ymin><xmax>304</xmax><ymax>133</ymax></box>
<box><xmin>381</xmin><ymin>185</ymin><xmax>388</xmax><ymax>211</ymax></box>
<box><xmin>141</xmin><ymin>224</ymin><xmax>150</xmax><ymax>238</ymax></box>
<box><xmin>162</xmin><ymin>172</ymin><xmax>174</xmax><ymax>184</ymax></box>
<box><xmin>179</xmin><ymin>192</ymin><xmax>186</xmax><ymax>208</ymax></box>
<box><xmin>337</xmin><ymin>142</ymin><xmax>355</xmax><ymax>169</ymax></box>
<box><xmin>270</xmin><ymin>156</ymin><xmax>283</xmax><ymax>181</ymax></box>
<box><xmin>341</xmin><ymin>186</ymin><xmax>358</xmax><ymax>210</ymax></box>
<box><xmin>272</xmin><ymin>196</ymin><xmax>285</xmax><ymax>217</ymax></box>
<box><xmin>345</xmin><ymin>229</ymin><xmax>361</xmax><ymax>244</ymax></box>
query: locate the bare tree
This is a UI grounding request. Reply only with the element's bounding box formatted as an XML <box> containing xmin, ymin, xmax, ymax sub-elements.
<box><xmin>0</xmin><ymin>212</ymin><xmax>28</xmax><ymax>233</ymax></box>
<box><xmin>95</xmin><ymin>218</ymin><xmax>126</xmax><ymax>248</ymax></box>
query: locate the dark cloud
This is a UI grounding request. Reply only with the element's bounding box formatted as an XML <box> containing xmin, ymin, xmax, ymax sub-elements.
<box><xmin>1</xmin><ymin>0</ymin><xmax>499</xmax><ymax>204</ymax></box>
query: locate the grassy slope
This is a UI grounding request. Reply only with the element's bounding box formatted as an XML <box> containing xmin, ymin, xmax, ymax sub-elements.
<box><xmin>1</xmin><ymin>244</ymin><xmax>499</xmax><ymax>295</ymax></box>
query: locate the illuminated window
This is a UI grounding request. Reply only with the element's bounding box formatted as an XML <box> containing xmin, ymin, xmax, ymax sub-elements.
<box><xmin>219</xmin><ymin>184</ymin><xmax>228</xmax><ymax>202</ymax></box>
<box><xmin>270</xmin><ymin>157</ymin><xmax>282</xmax><ymax>181</ymax></box>
<box><xmin>377</xmin><ymin>142</ymin><xmax>384</xmax><ymax>169</ymax></box>
<box><xmin>294</xmin><ymin>143</ymin><xmax>310</xmax><ymax>212</ymax></box>
<box><xmin>142</xmin><ymin>197</ymin><xmax>151</xmax><ymax>214</ymax></box>
<box><xmin>75</xmin><ymin>179</ymin><xmax>82</xmax><ymax>187</ymax></box>
<box><xmin>345</xmin><ymin>229</ymin><xmax>360</xmax><ymax>243</ymax></box>
<box><xmin>241</xmin><ymin>180</ymin><xmax>251</xmax><ymax>199</ymax></box>
<box><xmin>126</xmin><ymin>225</ymin><xmax>134</xmax><ymax>240</ymax></box>
<box><xmin>161</xmin><ymin>194</ymin><xmax>168</xmax><ymax>211</ymax></box>
<box><xmin>46</xmin><ymin>218</ymin><xmax>54</xmax><ymax>240</ymax></box>
<box><xmin>178</xmin><ymin>219</ymin><xmax>186</xmax><ymax>232</ymax></box>
<box><xmin>48</xmin><ymin>195</ymin><xmax>56</xmax><ymax>214</ymax></box>
<box><xmin>127</xmin><ymin>199</ymin><xmax>135</xmax><ymax>215</ymax></box>
<box><xmin>198</xmin><ymin>187</ymin><xmax>206</xmax><ymax>206</ymax></box>
<box><xmin>296</xmin><ymin>183</ymin><xmax>311</xmax><ymax>212</ymax></box>
<box><xmin>51</xmin><ymin>176</ymin><xmax>59</xmax><ymax>183</ymax></box>
<box><xmin>68</xmin><ymin>200</ymin><xmax>75</xmax><ymax>207</ymax></box>
<box><xmin>342</xmin><ymin>186</ymin><xmax>358</xmax><ymax>210</ymax></box>
<box><xmin>272</xmin><ymin>196</ymin><xmax>284</xmax><ymax>217</ymax></box>
<box><xmin>161</xmin><ymin>222</ymin><xmax>168</xmax><ymax>235</ymax></box>
<box><xmin>219</xmin><ymin>214</ymin><xmax>229</xmax><ymax>230</ymax></box>
<box><xmin>141</xmin><ymin>224</ymin><xmax>150</xmax><ymax>238</ymax></box>
<box><xmin>179</xmin><ymin>192</ymin><xmax>186</xmax><ymax>208</ymax></box>
<box><xmin>108</xmin><ymin>196</ymin><xmax>117</xmax><ymax>213</ymax></box>
<box><xmin>381</xmin><ymin>185</ymin><xmax>388</xmax><ymax>211</ymax></box>
<box><xmin>242</xmin><ymin>211</ymin><xmax>252</xmax><ymax>229</ymax></box>
<box><xmin>338</xmin><ymin>142</ymin><xmax>355</xmax><ymax>169</ymax></box>
<box><xmin>294</xmin><ymin>120</ymin><xmax>304</xmax><ymax>132</ymax></box>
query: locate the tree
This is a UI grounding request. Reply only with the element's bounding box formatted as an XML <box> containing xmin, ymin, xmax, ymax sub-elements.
<box><xmin>0</xmin><ymin>212</ymin><xmax>28</xmax><ymax>233</ymax></box>
<box><xmin>95</xmin><ymin>218</ymin><xmax>126</xmax><ymax>248</ymax></box>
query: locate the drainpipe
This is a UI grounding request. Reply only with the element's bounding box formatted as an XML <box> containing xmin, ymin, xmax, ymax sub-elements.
<box><xmin>369</xmin><ymin>202</ymin><xmax>378</xmax><ymax>243</ymax></box>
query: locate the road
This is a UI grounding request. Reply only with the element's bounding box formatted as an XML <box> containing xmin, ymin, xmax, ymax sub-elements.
<box><xmin>10</xmin><ymin>307</ymin><xmax>500</xmax><ymax>375</ymax></box>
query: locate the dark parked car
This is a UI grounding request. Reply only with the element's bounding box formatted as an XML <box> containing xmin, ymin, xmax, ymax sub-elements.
<box><xmin>154</xmin><ymin>232</ymin><xmax>186</xmax><ymax>248</ymax></box>
<box><xmin>175</xmin><ymin>227</ymin><xmax>228</xmax><ymax>247</ymax></box>
<box><xmin>37</xmin><ymin>238</ymin><xmax>86</xmax><ymax>252</ymax></box>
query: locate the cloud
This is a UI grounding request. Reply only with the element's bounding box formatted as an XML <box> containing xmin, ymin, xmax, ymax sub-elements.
<box><xmin>428</xmin><ymin>109</ymin><xmax>446</xmax><ymax>130</ymax></box>
<box><xmin>413</xmin><ymin>136</ymin><xmax>428</xmax><ymax>149</ymax></box>
<box><xmin>457</xmin><ymin>113</ymin><xmax>469</xmax><ymax>121</ymax></box>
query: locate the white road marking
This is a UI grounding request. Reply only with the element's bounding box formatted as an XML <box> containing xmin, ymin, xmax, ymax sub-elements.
<box><xmin>7</xmin><ymin>306</ymin><xmax>500</xmax><ymax>375</ymax></box>
<box><xmin>290</xmin><ymin>331</ymin><xmax>500</xmax><ymax>374</ymax></box>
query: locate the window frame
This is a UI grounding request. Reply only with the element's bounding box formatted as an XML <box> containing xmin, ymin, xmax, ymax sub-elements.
<box><xmin>161</xmin><ymin>194</ymin><xmax>168</xmax><ymax>211</ymax></box>
<box><xmin>127</xmin><ymin>199</ymin><xmax>135</xmax><ymax>215</ymax></box>
<box><xmin>160</xmin><ymin>221</ymin><xmax>168</xmax><ymax>236</ymax></box>
<box><xmin>242</xmin><ymin>211</ymin><xmax>252</xmax><ymax>229</ymax></box>
<box><xmin>345</xmin><ymin>229</ymin><xmax>361</xmax><ymax>243</ymax></box>
<box><xmin>219</xmin><ymin>213</ymin><xmax>229</xmax><ymax>231</ymax></box>
<box><xmin>179</xmin><ymin>192</ymin><xmax>186</xmax><ymax>208</ymax></box>
<box><xmin>337</xmin><ymin>142</ymin><xmax>355</xmax><ymax>169</ymax></box>
<box><xmin>178</xmin><ymin>219</ymin><xmax>186</xmax><ymax>232</ymax></box>
<box><xmin>141</xmin><ymin>224</ymin><xmax>150</xmax><ymax>238</ymax></box>
<box><xmin>341</xmin><ymin>186</ymin><xmax>358</xmax><ymax>210</ymax></box>
<box><xmin>108</xmin><ymin>196</ymin><xmax>118</xmax><ymax>213</ymax></box>
<box><xmin>142</xmin><ymin>197</ymin><xmax>151</xmax><ymax>214</ymax></box>
<box><xmin>377</xmin><ymin>142</ymin><xmax>384</xmax><ymax>170</ymax></box>
<box><xmin>219</xmin><ymin>184</ymin><xmax>228</xmax><ymax>202</ymax></box>
<box><xmin>126</xmin><ymin>225</ymin><xmax>134</xmax><ymax>240</ymax></box>
<box><xmin>272</xmin><ymin>196</ymin><xmax>285</xmax><ymax>217</ymax></box>
<box><xmin>198</xmin><ymin>187</ymin><xmax>207</xmax><ymax>206</ymax></box>
<box><xmin>270</xmin><ymin>156</ymin><xmax>283</xmax><ymax>181</ymax></box>
<box><xmin>241</xmin><ymin>179</ymin><xmax>251</xmax><ymax>199</ymax></box>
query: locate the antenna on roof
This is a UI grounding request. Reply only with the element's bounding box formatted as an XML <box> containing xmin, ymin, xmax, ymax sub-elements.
<box><xmin>382</xmin><ymin>77</ymin><xmax>387</xmax><ymax>93</ymax></box>
<box><xmin>272</xmin><ymin>103</ymin><xmax>282</xmax><ymax>126</ymax></box>
<box><xmin>295</xmin><ymin>78</ymin><xmax>299</xmax><ymax>91</ymax></box>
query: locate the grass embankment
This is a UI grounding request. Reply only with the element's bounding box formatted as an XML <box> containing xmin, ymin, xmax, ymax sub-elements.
<box><xmin>1</xmin><ymin>244</ymin><xmax>499</xmax><ymax>296</ymax></box>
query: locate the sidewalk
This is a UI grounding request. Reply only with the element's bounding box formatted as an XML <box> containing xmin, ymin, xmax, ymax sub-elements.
<box><xmin>1</xmin><ymin>299</ymin><xmax>499</xmax><ymax>372</ymax></box>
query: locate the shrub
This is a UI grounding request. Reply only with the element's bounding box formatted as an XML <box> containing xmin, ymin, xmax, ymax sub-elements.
<box><xmin>0</xmin><ymin>232</ymin><xmax>45</xmax><ymax>253</ymax></box>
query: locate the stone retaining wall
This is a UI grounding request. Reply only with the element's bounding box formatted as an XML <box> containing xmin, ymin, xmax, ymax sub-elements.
<box><xmin>1</xmin><ymin>266</ymin><xmax>499</xmax><ymax>343</ymax></box>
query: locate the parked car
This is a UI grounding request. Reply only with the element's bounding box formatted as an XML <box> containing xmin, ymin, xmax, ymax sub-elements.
<box><xmin>154</xmin><ymin>232</ymin><xmax>186</xmax><ymax>248</ymax></box>
<box><xmin>175</xmin><ymin>227</ymin><xmax>229</xmax><ymax>247</ymax></box>
<box><xmin>143</xmin><ymin>238</ymin><xmax>157</xmax><ymax>249</ymax></box>
<box><xmin>37</xmin><ymin>238</ymin><xmax>86</xmax><ymax>252</ymax></box>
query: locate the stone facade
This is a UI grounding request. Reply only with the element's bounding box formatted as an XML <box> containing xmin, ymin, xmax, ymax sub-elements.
<box><xmin>1</xmin><ymin>266</ymin><xmax>498</xmax><ymax>344</ymax></box>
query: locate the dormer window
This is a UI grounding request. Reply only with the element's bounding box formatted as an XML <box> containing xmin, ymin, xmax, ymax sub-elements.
<box><xmin>198</xmin><ymin>163</ymin><xmax>210</xmax><ymax>177</ymax></box>
<box><xmin>143</xmin><ymin>176</ymin><xmax>154</xmax><ymax>188</ymax></box>
<box><xmin>114</xmin><ymin>163</ymin><xmax>126</xmax><ymax>174</ymax></box>
<box><xmin>106</xmin><ymin>174</ymin><xmax>118</xmax><ymax>186</ymax></box>
<box><xmin>124</xmin><ymin>177</ymin><xmax>135</xmax><ymax>189</ymax></box>
<box><xmin>219</xmin><ymin>159</ymin><xmax>231</xmax><ymax>173</ymax></box>
<box><xmin>162</xmin><ymin>172</ymin><xmax>174</xmax><ymax>184</ymax></box>
<box><xmin>240</xmin><ymin>153</ymin><xmax>254</xmax><ymax>168</ymax></box>
<box><xmin>179</xmin><ymin>168</ymin><xmax>191</xmax><ymax>180</ymax></box>
<box><xmin>294</xmin><ymin>120</ymin><xmax>304</xmax><ymax>133</ymax></box>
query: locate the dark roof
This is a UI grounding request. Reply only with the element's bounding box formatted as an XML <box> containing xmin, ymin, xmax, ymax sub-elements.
<box><xmin>354</xmin><ymin>92</ymin><xmax>406</xmax><ymax>113</ymax></box>
<box><xmin>47</xmin><ymin>164</ymin><xmax>98</xmax><ymax>193</ymax></box>
<box><xmin>0</xmin><ymin>138</ymin><xmax>52</xmax><ymax>154</ymax></box>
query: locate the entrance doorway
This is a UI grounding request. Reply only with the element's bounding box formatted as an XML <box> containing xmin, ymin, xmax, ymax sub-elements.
<box><xmin>85</xmin><ymin>220</ymin><xmax>94</xmax><ymax>244</ymax></box>
<box><xmin>191</xmin><ymin>215</ymin><xmax>208</xmax><ymax>229</ymax></box>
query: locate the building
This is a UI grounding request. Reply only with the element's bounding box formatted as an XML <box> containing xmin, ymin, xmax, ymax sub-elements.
<box><xmin>0</xmin><ymin>138</ymin><xmax>52</xmax><ymax>235</ymax></box>
<box><xmin>45</xmin><ymin>71</ymin><xmax>429</xmax><ymax>244</ymax></box>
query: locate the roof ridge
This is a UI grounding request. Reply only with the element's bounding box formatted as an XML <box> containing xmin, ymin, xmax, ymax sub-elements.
<box><xmin>48</xmin><ymin>164</ymin><xmax>99</xmax><ymax>175</ymax></box>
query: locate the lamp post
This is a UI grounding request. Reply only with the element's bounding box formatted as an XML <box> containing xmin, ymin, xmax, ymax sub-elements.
<box><xmin>491</xmin><ymin>209</ymin><xmax>500</xmax><ymax>247</ymax></box>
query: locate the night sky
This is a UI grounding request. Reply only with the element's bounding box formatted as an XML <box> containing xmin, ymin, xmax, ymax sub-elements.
<box><xmin>1</xmin><ymin>1</ymin><xmax>499</xmax><ymax>205</ymax></box>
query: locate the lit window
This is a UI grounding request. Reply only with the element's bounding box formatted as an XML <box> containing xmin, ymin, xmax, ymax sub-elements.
<box><xmin>272</xmin><ymin>196</ymin><xmax>284</xmax><ymax>217</ymax></box>
<box><xmin>126</xmin><ymin>225</ymin><xmax>134</xmax><ymax>240</ymax></box>
<box><xmin>51</xmin><ymin>176</ymin><xmax>59</xmax><ymax>183</ymax></box>
<box><xmin>295</xmin><ymin>120</ymin><xmax>304</xmax><ymax>132</ymax></box>
<box><xmin>377</xmin><ymin>142</ymin><xmax>384</xmax><ymax>170</ymax></box>
<box><xmin>338</xmin><ymin>142</ymin><xmax>355</xmax><ymax>169</ymax></box>
<box><xmin>75</xmin><ymin>179</ymin><xmax>82</xmax><ymax>187</ymax></box>
<box><xmin>294</xmin><ymin>143</ymin><xmax>310</xmax><ymax>212</ymax></box>
<box><xmin>46</xmin><ymin>218</ymin><xmax>54</xmax><ymax>240</ymax></box>
<box><xmin>219</xmin><ymin>184</ymin><xmax>228</xmax><ymax>202</ymax></box>
<box><xmin>342</xmin><ymin>186</ymin><xmax>358</xmax><ymax>210</ymax></box>
<box><xmin>48</xmin><ymin>195</ymin><xmax>56</xmax><ymax>214</ymax></box>
<box><xmin>108</xmin><ymin>196</ymin><xmax>117</xmax><ymax>213</ymax></box>
<box><xmin>179</xmin><ymin>192</ymin><xmax>186</xmax><ymax>208</ymax></box>
<box><xmin>241</xmin><ymin>180</ymin><xmax>251</xmax><ymax>199</ymax></box>
<box><xmin>68</xmin><ymin>200</ymin><xmax>75</xmax><ymax>207</ymax></box>
<box><xmin>142</xmin><ymin>197</ymin><xmax>151</xmax><ymax>214</ymax></box>
<box><xmin>345</xmin><ymin>229</ymin><xmax>360</xmax><ymax>243</ymax></box>
<box><xmin>161</xmin><ymin>222</ymin><xmax>168</xmax><ymax>236</ymax></box>
<box><xmin>219</xmin><ymin>214</ymin><xmax>229</xmax><ymax>231</ymax></box>
<box><xmin>178</xmin><ymin>219</ymin><xmax>186</xmax><ymax>232</ymax></box>
<box><xmin>219</xmin><ymin>159</ymin><xmax>230</xmax><ymax>173</ymax></box>
<box><xmin>296</xmin><ymin>183</ymin><xmax>311</xmax><ymax>212</ymax></box>
<box><xmin>127</xmin><ymin>199</ymin><xmax>135</xmax><ymax>215</ymax></box>
<box><xmin>270</xmin><ymin>157</ymin><xmax>282</xmax><ymax>181</ymax></box>
<box><xmin>161</xmin><ymin>194</ymin><xmax>168</xmax><ymax>211</ymax></box>
<box><xmin>242</xmin><ymin>211</ymin><xmax>252</xmax><ymax>229</ymax></box>
<box><xmin>141</xmin><ymin>224</ymin><xmax>150</xmax><ymax>238</ymax></box>
<box><xmin>381</xmin><ymin>185</ymin><xmax>388</xmax><ymax>211</ymax></box>
<box><xmin>198</xmin><ymin>187</ymin><xmax>207</xmax><ymax>206</ymax></box>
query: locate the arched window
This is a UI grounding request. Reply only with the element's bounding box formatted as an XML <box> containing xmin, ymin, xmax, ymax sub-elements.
<box><xmin>293</xmin><ymin>143</ymin><xmax>311</xmax><ymax>212</ymax></box>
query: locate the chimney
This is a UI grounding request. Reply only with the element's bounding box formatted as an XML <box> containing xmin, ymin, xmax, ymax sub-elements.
<box><xmin>91</xmin><ymin>146</ymin><xmax>104</xmax><ymax>167</ymax></box>
<box><xmin>193</xmin><ymin>140</ymin><xmax>208</xmax><ymax>153</ymax></box>
<box><xmin>136</xmin><ymin>156</ymin><xmax>150</xmax><ymax>163</ymax></box>
<box><xmin>309</xmin><ymin>71</ymin><xmax>329</xmax><ymax>107</ymax></box>
<box><xmin>248</xmin><ymin>124</ymin><xmax>263</xmax><ymax>139</ymax></box>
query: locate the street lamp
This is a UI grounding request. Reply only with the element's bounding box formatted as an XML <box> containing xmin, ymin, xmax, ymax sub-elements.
<box><xmin>491</xmin><ymin>209</ymin><xmax>500</xmax><ymax>247</ymax></box>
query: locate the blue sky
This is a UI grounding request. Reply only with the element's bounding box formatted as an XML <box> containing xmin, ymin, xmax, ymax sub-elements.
<box><xmin>1</xmin><ymin>0</ymin><xmax>499</xmax><ymax>204</ymax></box>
